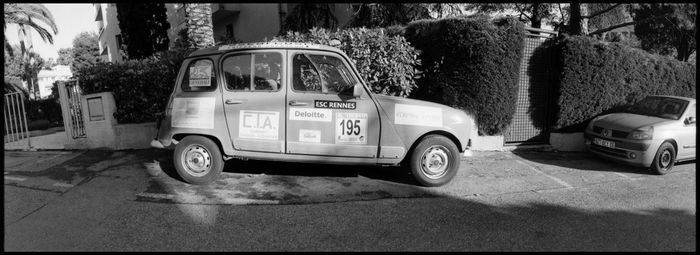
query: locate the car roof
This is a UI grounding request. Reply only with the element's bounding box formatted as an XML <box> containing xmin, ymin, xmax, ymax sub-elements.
<box><xmin>188</xmin><ymin>42</ymin><xmax>345</xmax><ymax>58</ymax></box>
<box><xmin>648</xmin><ymin>95</ymin><xmax>696</xmax><ymax>103</ymax></box>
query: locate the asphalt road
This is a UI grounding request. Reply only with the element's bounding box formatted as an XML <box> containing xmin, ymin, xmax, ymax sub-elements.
<box><xmin>4</xmin><ymin>149</ymin><xmax>696</xmax><ymax>251</ymax></box>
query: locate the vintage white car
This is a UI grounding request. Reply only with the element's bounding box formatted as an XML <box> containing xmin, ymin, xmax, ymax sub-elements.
<box><xmin>151</xmin><ymin>42</ymin><xmax>472</xmax><ymax>186</ymax></box>
<box><xmin>584</xmin><ymin>95</ymin><xmax>696</xmax><ymax>174</ymax></box>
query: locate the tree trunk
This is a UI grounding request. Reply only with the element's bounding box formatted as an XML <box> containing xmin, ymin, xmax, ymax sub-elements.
<box><xmin>569</xmin><ymin>3</ymin><xmax>589</xmax><ymax>35</ymax></box>
<box><xmin>184</xmin><ymin>4</ymin><xmax>215</xmax><ymax>49</ymax></box>
<box><xmin>531</xmin><ymin>3</ymin><xmax>542</xmax><ymax>29</ymax></box>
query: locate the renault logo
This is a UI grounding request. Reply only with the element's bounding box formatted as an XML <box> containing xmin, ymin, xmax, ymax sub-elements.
<box><xmin>602</xmin><ymin>129</ymin><xmax>612</xmax><ymax>137</ymax></box>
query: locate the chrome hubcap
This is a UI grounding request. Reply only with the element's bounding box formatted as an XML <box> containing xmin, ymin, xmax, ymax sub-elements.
<box><xmin>182</xmin><ymin>144</ymin><xmax>211</xmax><ymax>177</ymax></box>
<box><xmin>660</xmin><ymin>150</ymin><xmax>671</xmax><ymax>168</ymax></box>
<box><xmin>420</xmin><ymin>146</ymin><xmax>450</xmax><ymax>179</ymax></box>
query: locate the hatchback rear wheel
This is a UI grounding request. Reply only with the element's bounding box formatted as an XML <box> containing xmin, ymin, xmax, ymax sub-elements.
<box><xmin>174</xmin><ymin>135</ymin><xmax>224</xmax><ymax>184</ymax></box>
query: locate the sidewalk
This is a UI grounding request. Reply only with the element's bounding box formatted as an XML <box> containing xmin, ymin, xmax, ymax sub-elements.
<box><xmin>4</xmin><ymin>130</ymin><xmax>68</xmax><ymax>150</ymax></box>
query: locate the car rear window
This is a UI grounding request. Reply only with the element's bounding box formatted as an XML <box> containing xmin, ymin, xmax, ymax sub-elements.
<box><xmin>181</xmin><ymin>58</ymin><xmax>217</xmax><ymax>92</ymax></box>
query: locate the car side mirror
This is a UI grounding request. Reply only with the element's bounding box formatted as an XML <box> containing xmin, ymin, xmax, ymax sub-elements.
<box><xmin>353</xmin><ymin>83</ymin><xmax>363</xmax><ymax>98</ymax></box>
<box><xmin>687</xmin><ymin>116</ymin><xmax>696</xmax><ymax>124</ymax></box>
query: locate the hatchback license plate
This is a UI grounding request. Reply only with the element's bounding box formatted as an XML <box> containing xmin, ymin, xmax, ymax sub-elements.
<box><xmin>594</xmin><ymin>138</ymin><xmax>615</xmax><ymax>148</ymax></box>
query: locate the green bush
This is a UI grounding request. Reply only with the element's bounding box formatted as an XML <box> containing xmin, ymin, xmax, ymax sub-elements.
<box><xmin>75</xmin><ymin>49</ymin><xmax>189</xmax><ymax>123</ymax></box>
<box><xmin>553</xmin><ymin>36</ymin><xmax>696</xmax><ymax>130</ymax></box>
<box><xmin>404</xmin><ymin>15</ymin><xmax>525</xmax><ymax>135</ymax></box>
<box><xmin>273</xmin><ymin>27</ymin><xmax>421</xmax><ymax>97</ymax></box>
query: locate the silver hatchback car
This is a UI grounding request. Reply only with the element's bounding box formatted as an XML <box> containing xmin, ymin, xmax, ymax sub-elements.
<box><xmin>151</xmin><ymin>42</ymin><xmax>472</xmax><ymax>186</ymax></box>
<box><xmin>584</xmin><ymin>95</ymin><xmax>696</xmax><ymax>174</ymax></box>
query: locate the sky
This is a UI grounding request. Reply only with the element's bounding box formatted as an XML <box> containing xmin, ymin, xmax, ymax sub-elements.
<box><xmin>5</xmin><ymin>3</ymin><xmax>97</xmax><ymax>60</ymax></box>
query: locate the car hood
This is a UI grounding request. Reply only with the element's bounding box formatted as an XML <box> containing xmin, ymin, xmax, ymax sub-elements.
<box><xmin>594</xmin><ymin>113</ymin><xmax>673</xmax><ymax>131</ymax></box>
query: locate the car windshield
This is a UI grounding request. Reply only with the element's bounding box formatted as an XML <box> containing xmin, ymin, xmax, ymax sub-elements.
<box><xmin>624</xmin><ymin>97</ymin><xmax>689</xmax><ymax>120</ymax></box>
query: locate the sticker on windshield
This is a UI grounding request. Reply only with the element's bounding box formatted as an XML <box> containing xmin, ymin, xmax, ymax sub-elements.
<box><xmin>299</xmin><ymin>129</ymin><xmax>321</xmax><ymax>143</ymax></box>
<box><xmin>239</xmin><ymin>110</ymin><xmax>279</xmax><ymax>140</ymax></box>
<box><xmin>171</xmin><ymin>97</ymin><xmax>215</xmax><ymax>129</ymax></box>
<box><xmin>335</xmin><ymin>112</ymin><xmax>367</xmax><ymax>144</ymax></box>
<box><xmin>394</xmin><ymin>104</ymin><xmax>442</xmax><ymax>127</ymax></box>
<box><xmin>289</xmin><ymin>108</ymin><xmax>332</xmax><ymax>122</ymax></box>
<box><xmin>189</xmin><ymin>65</ymin><xmax>212</xmax><ymax>87</ymax></box>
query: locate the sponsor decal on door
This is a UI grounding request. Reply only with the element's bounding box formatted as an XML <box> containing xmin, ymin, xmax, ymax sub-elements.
<box><xmin>289</xmin><ymin>108</ymin><xmax>332</xmax><ymax>122</ymax></box>
<box><xmin>239</xmin><ymin>110</ymin><xmax>279</xmax><ymax>140</ymax></box>
<box><xmin>299</xmin><ymin>129</ymin><xmax>321</xmax><ymax>143</ymax></box>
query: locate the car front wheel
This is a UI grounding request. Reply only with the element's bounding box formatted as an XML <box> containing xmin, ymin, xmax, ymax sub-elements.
<box><xmin>173</xmin><ymin>135</ymin><xmax>224</xmax><ymax>184</ymax></box>
<box><xmin>651</xmin><ymin>142</ymin><xmax>675</xmax><ymax>175</ymax></box>
<box><xmin>408</xmin><ymin>135</ymin><xmax>461</xmax><ymax>187</ymax></box>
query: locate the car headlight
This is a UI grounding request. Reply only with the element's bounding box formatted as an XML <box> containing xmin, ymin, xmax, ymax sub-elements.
<box><xmin>628</xmin><ymin>126</ymin><xmax>653</xmax><ymax>140</ymax></box>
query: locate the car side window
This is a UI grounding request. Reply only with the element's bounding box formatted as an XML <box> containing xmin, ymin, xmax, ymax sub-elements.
<box><xmin>292</xmin><ymin>53</ymin><xmax>356</xmax><ymax>94</ymax></box>
<box><xmin>182</xmin><ymin>59</ymin><xmax>216</xmax><ymax>92</ymax></box>
<box><xmin>223</xmin><ymin>52</ymin><xmax>282</xmax><ymax>91</ymax></box>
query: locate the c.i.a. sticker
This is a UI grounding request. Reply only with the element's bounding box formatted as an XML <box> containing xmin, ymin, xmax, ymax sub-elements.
<box><xmin>335</xmin><ymin>112</ymin><xmax>367</xmax><ymax>144</ymax></box>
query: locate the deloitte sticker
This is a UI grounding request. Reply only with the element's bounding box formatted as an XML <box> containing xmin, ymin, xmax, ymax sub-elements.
<box><xmin>289</xmin><ymin>108</ymin><xmax>332</xmax><ymax>122</ymax></box>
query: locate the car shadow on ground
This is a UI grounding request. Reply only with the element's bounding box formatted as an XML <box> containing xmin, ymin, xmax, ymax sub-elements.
<box><xmin>148</xmin><ymin>148</ymin><xmax>420</xmax><ymax>186</ymax></box>
<box><xmin>511</xmin><ymin>150</ymin><xmax>695</xmax><ymax>175</ymax></box>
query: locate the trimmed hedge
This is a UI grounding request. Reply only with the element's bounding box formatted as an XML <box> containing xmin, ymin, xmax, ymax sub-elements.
<box><xmin>553</xmin><ymin>36</ymin><xmax>697</xmax><ymax>130</ymax></box>
<box><xmin>75</xmin><ymin>50</ymin><xmax>188</xmax><ymax>123</ymax></box>
<box><xmin>404</xmin><ymin>15</ymin><xmax>525</xmax><ymax>135</ymax></box>
<box><xmin>273</xmin><ymin>27</ymin><xmax>421</xmax><ymax>97</ymax></box>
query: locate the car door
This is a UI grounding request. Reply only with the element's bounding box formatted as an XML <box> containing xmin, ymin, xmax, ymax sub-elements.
<box><xmin>221</xmin><ymin>50</ymin><xmax>286</xmax><ymax>153</ymax></box>
<box><xmin>677</xmin><ymin>103</ymin><xmax>696</xmax><ymax>159</ymax></box>
<box><xmin>285</xmin><ymin>50</ymin><xmax>380</xmax><ymax>158</ymax></box>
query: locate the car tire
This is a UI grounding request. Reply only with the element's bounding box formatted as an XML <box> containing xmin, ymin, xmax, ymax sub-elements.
<box><xmin>651</xmin><ymin>142</ymin><xmax>675</xmax><ymax>175</ymax></box>
<box><xmin>408</xmin><ymin>135</ymin><xmax>461</xmax><ymax>187</ymax></box>
<box><xmin>173</xmin><ymin>135</ymin><xmax>224</xmax><ymax>184</ymax></box>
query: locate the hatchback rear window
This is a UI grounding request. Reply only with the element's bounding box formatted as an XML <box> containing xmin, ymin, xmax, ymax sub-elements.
<box><xmin>181</xmin><ymin>59</ymin><xmax>217</xmax><ymax>92</ymax></box>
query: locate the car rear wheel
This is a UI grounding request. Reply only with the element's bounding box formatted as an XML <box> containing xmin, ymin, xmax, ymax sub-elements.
<box><xmin>651</xmin><ymin>142</ymin><xmax>675</xmax><ymax>175</ymax></box>
<box><xmin>408</xmin><ymin>135</ymin><xmax>460</xmax><ymax>187</ymax></box>
<box><xmin>174</xmin><ymin>135</ymin><xmax>224</xmax><ymax>184</ymax></box>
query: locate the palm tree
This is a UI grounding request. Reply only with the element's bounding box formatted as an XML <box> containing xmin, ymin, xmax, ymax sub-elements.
<box><xmin>184</xmin><ymin>4</ymin><xmax>215</xmax><ymax>49</ymax></box>
<box><xmin>4</xmin><ymin>3</ymin><xmax>58</xmax><ymax>57</ymax></box>
<box><xmin>22</xmin><ymin>51</ymin><xmax>44</xmax><ymax>99</ymax></box>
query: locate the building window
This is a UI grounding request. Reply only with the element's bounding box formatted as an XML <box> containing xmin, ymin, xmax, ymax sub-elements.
<box><xmin>225</xmin><ymin>24</ymin><xmax>234</xmax><ymax>40</ymax></box>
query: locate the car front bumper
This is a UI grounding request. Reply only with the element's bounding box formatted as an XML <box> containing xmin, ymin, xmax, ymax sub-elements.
<box><xmin>583</xmin><ymin>132</ymin><xmax>658</xmax><ymax>167</ymax></box>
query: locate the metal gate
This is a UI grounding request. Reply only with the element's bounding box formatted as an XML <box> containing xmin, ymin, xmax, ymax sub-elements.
<box><xmin>504</xmin><ymin>27</ymin><xmax>558</xmax><ymax>145</ymax></box>
<box><xmin>65</xmin><ymin>80</ymin><xmax>86</xmax><ymax>138</ymax></box>
<box><xmin>4</xmin><ymin>92</ymin><xmax>31</xmax><ymax>149</ymax></box>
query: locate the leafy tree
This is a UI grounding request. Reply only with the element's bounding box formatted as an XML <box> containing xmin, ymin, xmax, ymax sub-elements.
<box><xmin>345</xmin><ymin>3</ymin><xmax>432</xmax><ymax>28</ymax></box>
<box><xmin>465</xmin><ymin>3</ymin><xmax>558</xmax><ymax>29</ymax></box>
<box><xmin>634</xmin><ymin>3</ymin><xmax>696</xmax><ymax>62</ymax></box>
<box><xmin>4</xmin><ymin>44</ymin><xmax>24</xmax><ymax>79</ymax></box>
<box><xmin>183</xmin><ymin>4</ymin><xmax>215</xmax><ymax>49</ymax></box>
<box><xmin>56</xmin><ymin>47</ymin><xmax>73</xmax><ymax>66</ymax></box>
<box><xmin>116</xmin><ymin>3</ymin><xmax>170</xmax><ymax>59</ymax></box>
<box><xmin>280</xmin><ymin>3</ymin><xmax>337</xmax><ymax>33</ymax></box>
<box><xmin>3</xmin><ymin>3</ymin><xmax>58</xmax><ymax>58</ymax></box>
<box><xmin>70</xmin><ymin>32</ymin><xmax>100</xmax><ymax>75</ymax></box>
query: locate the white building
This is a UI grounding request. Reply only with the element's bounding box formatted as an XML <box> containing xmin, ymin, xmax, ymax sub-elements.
<box><xmin>37</xmin><ymin>65</ymin><xmax>72</xmax><ymax>99</ymax></box>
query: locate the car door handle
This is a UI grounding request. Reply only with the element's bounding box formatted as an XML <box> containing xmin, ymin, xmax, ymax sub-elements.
<box><xmin>225</xmin><ymin>99</ymin><xmax>244</xmax><ymax>105</ymax></box>
<box><xmin>289</xmin><ymin>101</ymin><xmax>308</xmax><ymax>106</ymax></box>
